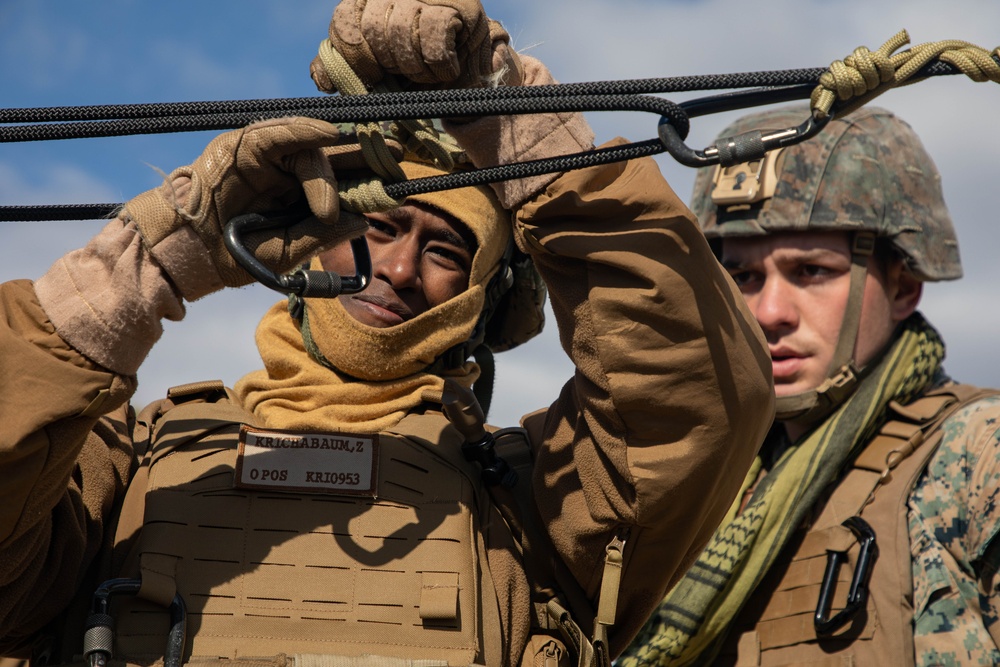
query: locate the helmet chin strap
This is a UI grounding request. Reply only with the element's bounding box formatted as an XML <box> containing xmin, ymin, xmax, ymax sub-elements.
<box><xmin>774</xmin><ymin>231</ymin><xmax>876</xmax><ymax>425</ymax></box>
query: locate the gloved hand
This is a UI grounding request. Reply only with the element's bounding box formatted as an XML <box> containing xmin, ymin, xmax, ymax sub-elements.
<box><xmin>442</xmin><ymin>54</ymin><xmax>596</xmax><ymax>210</ymax></box>
<box><xmin>310</xmin><ymin>0</ymin><xmax>521</xmax><ymax>92</ymax></box>
<box><xmin>124</xmin><ymin>116</ymin><xmax>369</xmax><ymax>300</ymax></box>
<box><xmin>311</xmin><ymin>0</ymin><xmax>593</xmax><ymax>211</ymax></box>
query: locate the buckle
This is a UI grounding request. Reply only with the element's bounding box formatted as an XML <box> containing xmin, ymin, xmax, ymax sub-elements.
<box><xmin>710</xmin><ymin>147</ymin><xmax>784</xmax><ymax>207</ymax></box>
<box><xmin>816</xmin><ymin>363</ymin><xmax>860</xmax><ymax>406</ymax></box>
<box><xmin>852</xmin><ymin>231</ymin><xmax>876</xmax><ymax>256</ymax></box>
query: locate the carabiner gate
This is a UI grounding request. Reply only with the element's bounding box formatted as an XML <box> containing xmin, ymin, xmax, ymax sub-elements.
<box><xmin>223</xmin><ymin>212</ymin><xmax>371</xmax><ymax>298</ymax></box>
<box><xmin>814</xmin><ymin>515</ymin><xmax>878</xmax><ymax>637</ymax></box>
<box><xmin>657</xmin><ymin>110</ymin><xmax>830</xmax><ymax>169</ymax></box>
<box><xmin>84</xmin><ymin>578</ymin><xmax>187</xmax><ymax>667</ymax></box>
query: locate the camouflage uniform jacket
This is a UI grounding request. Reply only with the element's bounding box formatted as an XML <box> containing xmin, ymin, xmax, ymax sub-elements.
<box><xmin>711</xmin><ymin>376</ymin><xmax>1000</xmax><ymax>667</ymax></box>
<box><xmin>909</xmin><ymin>388</ymin><xmax>1000</xmax><ymax>666</ymax></box>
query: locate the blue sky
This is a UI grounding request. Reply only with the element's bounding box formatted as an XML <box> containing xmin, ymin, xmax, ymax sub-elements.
<box><xmin>2</xmin><ymin>1</ymin><xmax>998</xmax><ymax>425</ymax></box>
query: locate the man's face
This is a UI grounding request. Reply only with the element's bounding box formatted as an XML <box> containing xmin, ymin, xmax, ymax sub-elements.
<box><xmin>720</xmin><ymin>231</ymin><xmax>921</xmax><ymax>399</ymax></box>
<box><xmin>319</xmin><ymin>202</ymin><xmax>477</xmax><ymax>328</ymax></box>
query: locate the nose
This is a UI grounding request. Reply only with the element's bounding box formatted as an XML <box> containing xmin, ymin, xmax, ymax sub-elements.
<box><xmin>751</xmin><ymin>274</ymin><xmax>798</xmax><ymax>337</ymax></box>
<box><xmin>372</xmin><ymin>233</ymin><xmax>420</xmax><ymax>290</ymax></box>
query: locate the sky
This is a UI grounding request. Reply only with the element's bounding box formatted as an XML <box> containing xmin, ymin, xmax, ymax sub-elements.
<box><xmin>1</xmin><ymin>0</ymin><xmax>998</xmax><ymax>427</ymax></box>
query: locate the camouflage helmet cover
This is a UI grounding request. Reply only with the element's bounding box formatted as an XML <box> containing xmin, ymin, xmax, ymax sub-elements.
<box><xmin>690</xmin><ymin>105</ymin><xmax>962</xmax><ymax>281</ymax></box>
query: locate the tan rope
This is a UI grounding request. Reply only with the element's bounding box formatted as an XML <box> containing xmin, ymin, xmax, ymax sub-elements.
<box><xmin>811</xmin><ymin>30</ymin><xmax>1000</xmax><ymax>119</ymax></box>
<box><xmin>404</xmin><ymin>124</ymin><xmax>458</xmax><ymax>170</ymax></box>
<box><xmin>338</xmin><ymin>178</ymin><xmax>403</xmax><ymax>213</ymax></box>
<box><xmin>317</xmin><ymin>39</ymin><xmax>406</xmax><ymax>184</ymax></box>
<box><xmin>939</xmin><ymin>45</ymin><xmax>1000</xmax><ymax>82</ymax></box>
<box><xmin>371</xmin><ymin>75</ymin><xmax>465</xmax><ymax>172</ymax></box>
<box><xmin>315</xmin><ymin>39</ymin><xmax>469</xmax><ymax>215</ymax></box>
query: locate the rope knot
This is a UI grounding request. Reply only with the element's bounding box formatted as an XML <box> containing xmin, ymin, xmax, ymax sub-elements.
<box><xmin>812</xmin><ymin>30</ymin><xmax>1000</xmax><ymax>121</ymax></box>
<box><xmin>338</xmin><ymin>178</ymin><xmax>404</xmax><ymax>214</ymax></box>
<box><xmin>315</xmin><ymin>38</ymin><xmax>468</xmax><ymax>215</ymax></box>
<box><xmin>811</xmin><ymin>30</ymin><xmax>909</xmax><ymax>119</ymax></box>
<box><xmin>816</xmin><ymin>45</ymin><xmax>895</xmax><ymax>103</ymax></box>
<box><xmin>938</xmin><ymin>45</ymin><xmax>1000</xmax><ymax>83</ymax></box>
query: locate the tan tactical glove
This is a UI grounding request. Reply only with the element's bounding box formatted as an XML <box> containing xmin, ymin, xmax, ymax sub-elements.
<box><xmin>310</xmin><ymin>1</ymin><xmax>592</xmax><ymax>210</ymax></box>
<box><xmin>124</xmin><ymin>116</ymin><xmax>368</xmax><ymax>300</ymax></box>
<box><xmin>310</xmin><ymin>0</ymin><xmax>520</xmax><ymax>91</ymax></box>
<box><xmin>442</xmin><ymin>54</ymin><xmax>595</xmax><ymax>210</ymax></box>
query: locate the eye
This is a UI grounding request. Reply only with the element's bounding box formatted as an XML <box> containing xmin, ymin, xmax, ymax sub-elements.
<box><xmin>365</xmin><ymin>216</ymin><xmax>396</xmax><ymax>238</ymax></box>
<box><xmin>726</xmin><ymin>268</ymin><xmax>760</xmax><ymax>292</ymax></box>
<box><xmin>797</xmin><ymin>263</ymin><xmax>835</xmax><ymax>282</ymax></box>
<box><xmin>426</xmin><ymin>242</ymin><xmax>472</xmax><ymax>274</ymax></box>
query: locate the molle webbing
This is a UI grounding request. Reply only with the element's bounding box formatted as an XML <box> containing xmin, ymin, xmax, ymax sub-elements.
<box><xmin>109</xmin><ymin>399</ymin><xmax>495</xmax><ymax>666</ymax></box>
<box><xmin>720</xmin><ymin>383</ymin><xmax>998</xmax><ymax>665</ymax></box>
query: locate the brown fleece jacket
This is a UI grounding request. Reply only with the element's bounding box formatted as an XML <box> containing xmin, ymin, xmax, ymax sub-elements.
<box><xmin>0</xmin><ymin>148</ymin><xmax>773</xmax><ymax>664</ymax></box>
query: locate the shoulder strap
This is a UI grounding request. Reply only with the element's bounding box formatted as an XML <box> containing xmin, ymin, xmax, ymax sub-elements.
<box><xmin>851</xmin><ymin>383</ymin><xmax>999</xmax><ymax>508</ymax></box>
<box><xmin>491</xmin><ymin>428</ymin><xmax>570</xmax><ymax>625</ymax></box>
<box><xmin>492</xmin><ymin>427</ymin><xmax>612</xmax><ymax>666</ymax></box>
<box><xmin>855</xmin><ymin>384</ymin><xmax>996</xmax><ymax>472</ymax></box>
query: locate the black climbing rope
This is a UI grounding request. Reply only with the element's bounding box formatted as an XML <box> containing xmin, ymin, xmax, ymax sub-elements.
<box><xmin>0</xmin><ymin>53</ymin><xmax>993</xmax><ymax>223</ymax></box>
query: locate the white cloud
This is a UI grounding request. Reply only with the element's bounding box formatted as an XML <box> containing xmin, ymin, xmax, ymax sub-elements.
<box><xmin>0</xmin><ymin>161</ymin><xmax>118</xmax><ymax>204</ymax></box>
<box><xmin>0</xmin><ymin>160</ymin><xmax>121</xmax><ymax>279</ymax></box>
<box><xmin>145</xmin><ymin>39</ymin><xmax>287</xmax><ymax>100</ymax></box>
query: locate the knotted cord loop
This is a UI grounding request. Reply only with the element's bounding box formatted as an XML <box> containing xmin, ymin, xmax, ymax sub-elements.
<box><xmin>811</xmin><ymin>31</ymin><xmax>908</xmax><ymax>118</ymax></box>
<box><xmin>939</xmin><ymin>45</ymin><xmax>1000</xmax><ymax>82</ymax></box>
<box><xmin>317</xmin><ymin>39</ymin><xmax>406</xmax><ymax>186</ymax></box>
<box><xmin>316</xmin><ymin>39</ymin><xmax>467</xmax><ymax>213</ymax></box>
<box><xmin>338</xmin><ymin>177</ymin><xmax>403</xmax><ymax>214</ymax></box>
<box><xmin>812</xmin><ymin>31</ymin><xmax>1000</xmax><ymax>119</ymax></box>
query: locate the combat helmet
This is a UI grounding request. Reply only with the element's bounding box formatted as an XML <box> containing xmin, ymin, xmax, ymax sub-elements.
<box><xmin>690</xmin><ymin>105</ymin><xmax>961</xmax><ymax>423</ymax></box>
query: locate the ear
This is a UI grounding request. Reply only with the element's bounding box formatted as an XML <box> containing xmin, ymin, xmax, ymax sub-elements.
<box><xmin>890</xmin><ymin>267</ymin><xmax>922</xmax><ymax>323</ymax></box>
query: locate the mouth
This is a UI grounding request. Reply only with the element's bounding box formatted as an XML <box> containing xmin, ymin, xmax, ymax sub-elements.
<box><xmin>348</xmin><ymin>292</ymin><xmax>414</xmax><ymax>326</ymax></box>
<box><xmin>769</xmin><ymin>347</ymin><xmax>806</xmax><ymax>381</ymax></box>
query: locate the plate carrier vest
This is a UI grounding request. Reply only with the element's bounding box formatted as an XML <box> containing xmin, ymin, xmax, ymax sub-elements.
<box><xmin>718</xmin><ymin>384</ymin><xmax>997</xmax><ymax>666</ymax></box>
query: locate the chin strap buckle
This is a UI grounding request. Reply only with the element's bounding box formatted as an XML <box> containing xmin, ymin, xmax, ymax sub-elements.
<box><xmin>815</xmin><ymin>362</ymin><xmax>860</xmax><ymax>406</ymax></box>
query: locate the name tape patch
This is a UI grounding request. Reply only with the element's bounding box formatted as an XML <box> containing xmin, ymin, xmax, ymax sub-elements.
<box><xmin>235</xmin><ymin>425</ymin><xmax>378</xmax><ymax>496</ymax></box>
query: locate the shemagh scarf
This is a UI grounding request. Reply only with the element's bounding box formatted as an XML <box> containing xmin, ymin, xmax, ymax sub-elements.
<box><xmin>618</xmin><ymin>313</ymin><xmax>945</xmax><ymax>666</ymax></box>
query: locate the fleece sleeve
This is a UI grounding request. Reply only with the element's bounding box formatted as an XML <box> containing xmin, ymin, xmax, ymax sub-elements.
<box><xmin>517</xmin><ymin>141</ymin><xmax>774</xmax><ymax>654</ymax></box>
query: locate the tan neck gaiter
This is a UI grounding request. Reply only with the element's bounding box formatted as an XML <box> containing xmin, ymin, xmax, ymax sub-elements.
<box><xmin>235</xmin><ymin>300</ymin><xmax>480</xmax><ymax>433</ymax></box>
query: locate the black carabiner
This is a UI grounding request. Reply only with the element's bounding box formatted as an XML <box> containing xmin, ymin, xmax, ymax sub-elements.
<box><xmin>814</xmin><ymin>515</ymin><xmax>878</xmax><ymax>637</ymax></box>
<box><xmin>84</xmin><ymin>578</ymin><xmax>187</xmax><ymax>667</ymax></box>
<box><xmin>657</xmin><ymin>110</ymin><xmax>830</xmax><ymax>169</ymax></box>
<box><xmin>223</xmin><ymin>212</ymin><xmax>371</xmax><ymax>298</ymax></box>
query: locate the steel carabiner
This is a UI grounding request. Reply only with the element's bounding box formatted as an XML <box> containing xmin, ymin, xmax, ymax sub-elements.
<box><xmin>658</xmin><ymin>107</ymin><xmax>830</xmax><ymax>169</ymax></box>
<box><xmin>223</xmin><ymin>212</ymin><xmax>371</xmax><ymax>298</ymax></box>
<box><xmin>84</xmin><ymin>578</ymin><xmax>187</xmax><ymax>667</ymax></box>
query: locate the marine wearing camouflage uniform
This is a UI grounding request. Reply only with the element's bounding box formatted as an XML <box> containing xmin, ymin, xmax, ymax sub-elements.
<box><xmin>620</xmin><ymin>106</ymin><xmax>1000</xmax><ymax>666</ymax></box>
<box><xmin>910</xmin><ymin>395</ymin><xmax>1000</xmax><ymax>665</ymax></box>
